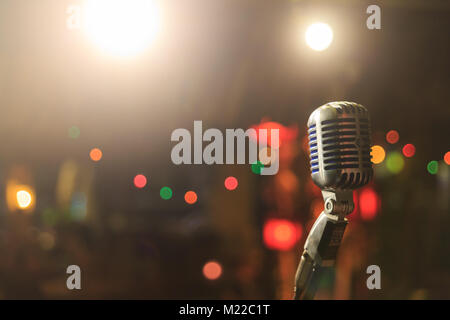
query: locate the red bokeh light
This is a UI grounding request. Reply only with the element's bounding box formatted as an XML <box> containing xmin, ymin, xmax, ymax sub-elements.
<box><xmin>402</xmin><ymin>144</ymin><xmax>416</xmax><ymax>158</ymax></box>
<box><xmin>359</xmin><ymin>187</ymin><xmax>380</xmax><ymax>221</ymax></box>
<box><xmin>386</xmin><ymin>130</ymin><xmax>399</xmax><ymax>144</ymax></box>
<box><xmin>249</xmin><ymin>120</ymin><xmax>298</xmax><ymax>148</ymax></box>
<box><xmin>263</xmin><ymin>219</ymin><xmax>302</xmax><ymax>251</ymax></box>
<box><xmin>134</xmin><ymin>174</ymin><xmax>147</xmax><ymax>188</ymax></box>
<box><xmin>224</xmin><ymin>176</ymin><xmax>238</xmax><ymax>190</ymax></box>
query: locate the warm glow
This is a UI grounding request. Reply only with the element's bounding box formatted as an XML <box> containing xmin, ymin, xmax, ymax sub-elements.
<box><xmin>444</xmin><ymin>151</ymin><xmax>450</xmax><ymax>165</ymax></box>
<box><xmin>305</xmin><ymin>22</ymin><xmax>333</xmax><ymax>51</ymax></box>
<box><xmin>83</xmin><ymin>0</ymin><xmax>161</xmax><ymax>57</ymax></box>
<box><xmin>359</xmin><ymin>187</ymin><xmax>380</xmax><ymax>221</ymax></box>
<box><xmin>202</xmin><ymin>261</ymin><xmax>222</xmax><ymax>280</ymax></box>
<box><xmin>89</xmin><ymin>148</ymin><xmax>103</xmax><ymax>162</ymax></box>
<box><xmin>17</xmin><ymin>190</ymin><xmax>32</xmax><ymax>209</ymax></box>
<box><xmin>184</xmin><ymin>191</ymin><xmax>198</xmax><ymax>204</ymax></box>
<box><xmin>371</xmin><ymin>145</ymin><xmax>386</xmax><ymax>164</ymax></box>
<box><xmin>263</xmin><ymin>219</ymin><xmax>302</xmax><ymax>251</ymax></box>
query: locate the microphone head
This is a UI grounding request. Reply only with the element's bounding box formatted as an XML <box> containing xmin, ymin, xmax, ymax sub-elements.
<box><xmin>307</xmin><ymin>101</ymin><xmax>373</xmax><ymax>190</ymax></box>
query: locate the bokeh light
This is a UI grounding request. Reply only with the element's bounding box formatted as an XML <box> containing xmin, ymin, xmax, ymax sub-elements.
<box><xmin>305</xmin><ymin>22</ymin><xmax>333</xmax><ymax>51</ymax></box>
<box><xmin>68</xmin><ymin>126</ymin><xmax>80</xmax><ymax>139</ymax></box>
<box><xmin>83</xmin><ymin>0</ymin><xmax>161</xmax><ymax>57</ymax></box>
<box><xmin>251</xmin><ymin>161</ymin><xmax>264</xmax><ymax>175</ymax></box>
<box><xmin>402</xmin><ymin>144</ymin><xmax>416</xmax><ymax>158</ymax></box>
<box><xmin>386</xmin><ymin>130</ymin><xmax>400</xmax><ymax>144</ymax></box>
<box><xmin>444</xmin><ymin>151</ymin><xmax>450</xmax><ymax>165</ymax></box>
<box><xmin>359</xmin><ymin>187</ymin><xmax>380</xmax><ymax>221</ymax></box>
<box><xmin>427</xmin><ymin>161</ymin><xmax>438</xmax><ymax>175</ymax></box>
<box><xmin>371</xmin><ymin>145</ymin><xmax>386</xmax><ymax>164</ymax></box>
<box><xmin>202</xmin><ymin>261</ymin><xmax>222</xmax><ymax>280</ymax></box>
<box><xmin>134</xmin><ymin>174</ymin><xmax>147</xmax><ymax>188</ymax></box>
<box><xmin>263</xmin><ymin>219</ymin><xmax>302</xmax><ymax>251</ymax></box>
<box><xmin>89</xmin><ymin>148</ymin><xmax>103</xmax><ymax>162</ymax></box>
<box><xmin>224</xmin><ymin>176</ymin><xmax>238</xmax><ymax>191</ymax></box>
<box><xmin>386</xmin><ymin>151</ymin><xmax>404</xmax><ymax>174</ymax></box>
<box><xmin>160</xmin><ymin>187</ymin><xmax>173</xmax><ymax>200</ymax></box>
<box><xmin>184</xmin><ymin>191</ymin><xmax>198</xmax><ymax>204</ymax></box>
<box><xmin>16</xmin><ymin>190</ymin><xmax>32</xmax><ymax>209</ymax></box>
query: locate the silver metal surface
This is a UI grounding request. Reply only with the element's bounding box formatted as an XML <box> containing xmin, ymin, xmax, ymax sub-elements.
<box><xmin>294</xmin><ymin>102</ymin><xmax>374</xmax><ymax>300</ymax></box>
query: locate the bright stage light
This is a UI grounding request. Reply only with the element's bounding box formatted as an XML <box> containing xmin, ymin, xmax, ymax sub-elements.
<box><xmin>305</xmin><ymin>22</ymin><xmax>333</xmax><ymax>51</ymax></box>
<box><xmin>83</xmin><ymin>0</ymin><xmax>161</xmax><ymax>57</ymax></box>
<box><xmin>17</xmin><ymin>190</ymin><xmax>32</xmax><ymax>209</ymax></box>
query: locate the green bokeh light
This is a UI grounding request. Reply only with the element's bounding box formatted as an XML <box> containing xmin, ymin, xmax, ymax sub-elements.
<box><xmin>251</xmin><ymin>161</ymin><xmax>264</xmax><ymax>175</ymax></box>
<box><xmin>160</xmin><ymin>187</ymin><xmax>173</xmax><ymax>200</ymax></box>
<box><xmin>68</xmin><ymin>126</ymin><xmax>80</xmax><ymax>139</ymax></box>
<box><xmin>427</xmin><ymin>161</ymin><xmax>438</xmax><ymax>175</ymax></box>
<box><xmin>386</xmin><ymin>151</ymin><xmax>404</xmax><ymax>174</ymax></box>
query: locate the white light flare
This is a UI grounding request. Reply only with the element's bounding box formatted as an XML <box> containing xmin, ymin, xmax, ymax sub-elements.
<box><xmin>305</xmin><ymin>22</ymin><xmax>333</xmax><ymax>52</ymax></box>
<box><xmin>83</xmin><ymin>0</ymin><xmax>161</xmax><ymax>58</ymax></box>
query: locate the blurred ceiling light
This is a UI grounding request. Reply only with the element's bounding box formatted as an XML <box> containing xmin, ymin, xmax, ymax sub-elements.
<box><xmin>305</xmin><ymin>22</ymin><xmax>333</xmax><ymax>51</ymax></box>
<box><xmin>83</xmin><ymin>0</ymin><xmax>161</xmax><ymax>57</ymax></box>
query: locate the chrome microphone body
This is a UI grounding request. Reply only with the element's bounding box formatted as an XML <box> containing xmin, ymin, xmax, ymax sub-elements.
<box><xmin>294</xmin><ymin>101</ymin><xmax>373</xmax><ymax>300</ymax></box>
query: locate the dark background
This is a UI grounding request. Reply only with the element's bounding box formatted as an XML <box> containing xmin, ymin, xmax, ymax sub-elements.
<box><xmin>0</xmin><ymin>0</ymin><xmax>448</xmax><ymax>299</ymax></box>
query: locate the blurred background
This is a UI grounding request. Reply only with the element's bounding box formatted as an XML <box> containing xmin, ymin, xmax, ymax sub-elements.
<box><xmin>0</xmin><ymin>0</ymin><xmax>449</xmax><ymax>299</ymax></box>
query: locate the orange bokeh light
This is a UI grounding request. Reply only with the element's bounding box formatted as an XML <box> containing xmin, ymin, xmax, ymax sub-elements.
<box><xmin>203</xmin><ymin>261</ymin><xmax>222</xmax><ymax>280</ymax></box>
<box><xmin>444</xmin><ymin>151</ymin><xmax>450</xmax><ymax>165</ymax></box>
<box><xmin>89</xmin><ymin>148</ymin><xmax>103</xmax><ymax>162</ymax></box>
<box><xmin>184</xmin><ymin>191</ymin><xmax>198</xmax><ymax>204</ymax></box>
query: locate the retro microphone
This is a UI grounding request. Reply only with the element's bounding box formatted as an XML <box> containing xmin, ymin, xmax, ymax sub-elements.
<box><xmin>293</xmin><ymin>101</ymin><xmax>373</xmax><ymax>300</ymax></box>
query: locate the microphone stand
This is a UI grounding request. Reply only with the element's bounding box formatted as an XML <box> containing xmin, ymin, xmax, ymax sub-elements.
<box><xmin>293</xmin><ymin>190</ymin><xmax>354</xmax><ymax>300</ymax></box>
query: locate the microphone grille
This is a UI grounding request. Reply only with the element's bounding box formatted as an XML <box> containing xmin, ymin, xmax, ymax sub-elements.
<box><xmin>308</xmin><ymin>101</ymin><xmax>373</xmax><ymax>190</ymax></box>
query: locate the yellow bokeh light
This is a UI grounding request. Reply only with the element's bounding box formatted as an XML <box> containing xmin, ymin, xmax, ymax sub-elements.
<box><xmin>83</xmin><ymin>0</ymin><xmax>161</xmax><ymax>57</ymax></box>
<box><xmin>305</xmin><ymin>22</ymin><xmax>333</xmax><ymax>51</ymax></box>
<box><xmin>16</xmin><ymin>190</ymin><xmax>32</xmax><ymax>209</ymax></box>
<box><xmin>371</xmin><ymin>145</ymin><xmax>386</xmax><ymax>164</ymax></box>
